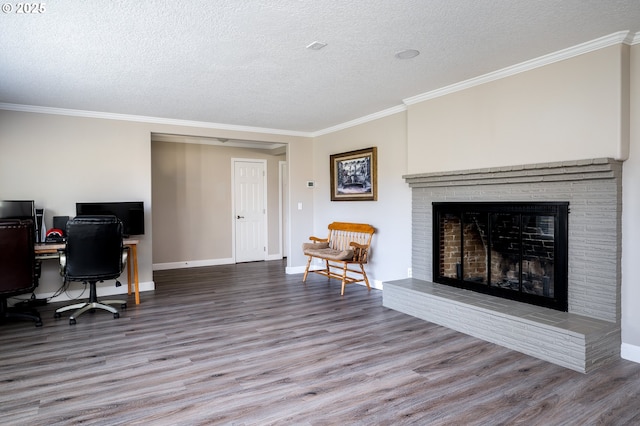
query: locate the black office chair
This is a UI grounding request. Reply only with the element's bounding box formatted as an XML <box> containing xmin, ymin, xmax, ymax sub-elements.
<box><xmin>54</xmin><ymin>215</ymin><xmax>127</xmax><ymax>325</ymax></box>
<box><xmin>0</xmin><ymin>219</ymin><xmax>43</xmax><ymax>327</ymax></box>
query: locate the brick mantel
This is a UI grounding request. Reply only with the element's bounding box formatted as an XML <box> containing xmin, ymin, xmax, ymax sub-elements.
<box><xmin>403</xmin><ymin>157</ymin><xmax>620</xmax><ymax>188</ymax></box>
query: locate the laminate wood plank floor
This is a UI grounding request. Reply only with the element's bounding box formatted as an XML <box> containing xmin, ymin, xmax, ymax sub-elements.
<box><xmin>1</xmin><ymin>260</ymin><xmax>639</xmax><ymax>425</ymax></box>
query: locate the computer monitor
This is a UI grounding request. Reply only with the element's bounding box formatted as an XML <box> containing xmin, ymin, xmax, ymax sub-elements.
<box><xmin>0</xmin><ymin>200</ymin><xmax>35</xmax><ymax>222</ymax></box>
<box><xmin>0</xmin><ymin>200</ymin><xmax>37</xmax><ymax>239</ymax></box>
<box><xmin>75</xmin><ymin>201</ymin><xmax>145</xmax><ymax>237</ymax></box>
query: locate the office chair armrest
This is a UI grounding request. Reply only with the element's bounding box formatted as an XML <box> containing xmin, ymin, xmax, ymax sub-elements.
<box><xmin>58</xmin><ymin>249</ymin><xmax>66</xmax><ymax>276</ymax></box>
<box><xmin>121</xmin><ymin>249</ymin><xmax>128</xmax><ymax>271</ymax></box>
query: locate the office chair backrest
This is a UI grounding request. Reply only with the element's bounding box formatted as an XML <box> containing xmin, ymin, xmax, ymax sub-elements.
<box><xmin>65</xmin><ymin>215</ymin><xmax>124</xmax><ymax>281</ymax></box>
<box><xmin>0</xmin><ymin>219</ymin><xmax>37</xmax><ymax>295</ymax></box>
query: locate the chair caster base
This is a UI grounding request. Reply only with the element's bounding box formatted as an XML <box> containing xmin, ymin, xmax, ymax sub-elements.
<box><xmin>55</xmin><ymin>299</ymin><xmax>124</xmax><ymax>324</ymax></box>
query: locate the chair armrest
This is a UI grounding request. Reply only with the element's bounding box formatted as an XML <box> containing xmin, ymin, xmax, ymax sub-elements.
<box><xmin>58</xmin><ymin>249</ymin><xmax>66</xmax><ymax>276</ymax></box>
<box><xmin>349</xmin><ymin>241</ymin><xmax>370</xmax><ymax>262</ymax></box>
<box><xmin>309</xmin><ymin>236</ymin><xmax>329</xmax><ymax>243</ymax></box>
<box><xmin>349</xmin><ymin>242</ymin><xmax>368</xmax><ymax>249</ymax></box>
<box><xmin>121</xmin><ymin>249</ymin><xmax>128</xmax><ymax>270</ymax></box>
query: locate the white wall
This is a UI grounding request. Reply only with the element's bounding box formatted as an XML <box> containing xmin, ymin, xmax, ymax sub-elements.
<box><xmin>310</xmin><ymin>112</ymin><xmax>412</xmax><ymax>286</ymax></box>
<box><xmin>407</xmin><ymin>45</ymin><xmax>629</xmax><ymax>174</ymax></box>
<box><xmin>0</xmin><ymin>111</ymin><xmax>153</xmax><ymax>301</ymax></box>
<box><xmin>285</xmin><ymin>140</ymin><xmax>315</xmax><ymax>268</ymax></box>
<box><xmin>622</xmin><ymin>43</ymin><xmax>640</xmax><ymax>360</ymax></box>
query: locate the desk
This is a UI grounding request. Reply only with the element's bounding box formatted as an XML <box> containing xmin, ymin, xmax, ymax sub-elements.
<box><xmin>34</xmin><ymin>239</ymin><xmax>141</xmax><ymax>305</ymax></box>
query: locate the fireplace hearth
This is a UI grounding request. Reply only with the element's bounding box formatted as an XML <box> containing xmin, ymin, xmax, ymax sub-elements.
<box><xmin>433</xmin><ymin>202</ymin><xmax>568</xmax><ymax>311</ymax></box>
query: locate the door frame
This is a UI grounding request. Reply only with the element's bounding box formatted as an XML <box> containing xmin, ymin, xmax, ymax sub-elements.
<box><xmin>279</xmin><ymin>160</ymin><xmax>288</xmax><ymax>259</ymax></box>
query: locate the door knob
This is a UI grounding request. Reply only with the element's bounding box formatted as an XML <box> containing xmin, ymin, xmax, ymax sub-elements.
<box><xmin>237</xmin><ymin>215</ymin><xmax>244</xmax><ymax>219</ymax></box>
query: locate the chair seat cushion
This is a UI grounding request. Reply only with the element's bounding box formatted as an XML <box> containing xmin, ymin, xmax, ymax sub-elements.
<box><xmin>303</xmin><ymin>247</ymin><xmax>354</xmax><ymax>261</ymax></box>
<box><xmin>302</xmin><ymin>242</ymin><xmax>329</xmax><ymax>251</ymax></box>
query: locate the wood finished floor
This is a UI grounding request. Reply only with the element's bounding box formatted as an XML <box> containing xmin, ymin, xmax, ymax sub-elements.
<box><xmin>1</xmin><ymin>260</ymin><xmax>640</xmax><ymax>425</ymax></box>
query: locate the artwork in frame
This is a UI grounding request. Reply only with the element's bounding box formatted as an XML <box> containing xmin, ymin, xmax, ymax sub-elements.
<box><xmin>330</xmin><ymin>147</ymin><xmax>377</xmax><ymax>201</ymax></box>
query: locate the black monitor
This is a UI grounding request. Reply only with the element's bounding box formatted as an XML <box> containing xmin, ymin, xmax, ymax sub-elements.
<box><xmin>0</xmin><ymin>200</ymin><xmax>35</xmax><ymax>222</ymax></box>
<box><xmin>75</xmin><ymin>201</ymin><xmax>145</xmax><ymax>236</ymax></box>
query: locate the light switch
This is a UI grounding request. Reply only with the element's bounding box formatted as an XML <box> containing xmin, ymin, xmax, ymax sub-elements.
<box><xmin>297</xmin><ymin>202</ymin><xmax>303</xmax><ymax>210</ymax></box>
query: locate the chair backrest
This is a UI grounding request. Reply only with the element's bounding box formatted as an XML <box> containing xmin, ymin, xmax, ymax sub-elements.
<box><xmin>64</xmin><ymin>215</ymin><xmax>124</xmax><ymax>281</ymax></box>
<box><xmin>326</xmin><ymin>222</ymin><xmax>375</xmax><ymax>251</ymax></box>
<box><xmin>0</xmin><ymin>219</ymin><xmax>37</xmax><ymax>296</ymax></box>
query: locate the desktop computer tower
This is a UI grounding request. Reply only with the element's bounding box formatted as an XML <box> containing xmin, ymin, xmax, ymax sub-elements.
<box><xmin>35</xmin><ymin>208</ymin><xmax>44</xmax><ymax>243</ymax></box>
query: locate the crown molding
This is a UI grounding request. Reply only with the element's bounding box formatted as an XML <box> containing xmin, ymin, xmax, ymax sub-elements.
<box><xmin>403</xmin><ymin>31</ymin><xmax>635</xmax><ymax>106</ymax></box>
<box><xmin>0</xmin><ymin>103</ymin><xmax>311</xmax><ymax>138</ymax></box>
<box><xmin>311</xmin><ymin>104</ymin><xmax>407</xmax><ymax>137</ymax></box>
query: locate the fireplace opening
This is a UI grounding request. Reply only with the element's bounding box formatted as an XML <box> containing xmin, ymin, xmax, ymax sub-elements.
<box><xmin>433</xmin><ymin>202</ymin><xmax>568</xmax><ymax>311</ymax></box>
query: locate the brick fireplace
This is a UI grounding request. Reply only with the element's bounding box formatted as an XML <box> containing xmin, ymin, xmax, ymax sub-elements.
<box><xmin>383</xmin><ymin>158</ymin><xmax>622</xmax><ymax>373</ymax></box>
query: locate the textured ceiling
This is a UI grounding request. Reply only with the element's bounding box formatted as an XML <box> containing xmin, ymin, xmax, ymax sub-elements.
<box><xmin>1</xmin><ymin>0</ymin><xmax>639</xmax><ymax>135</ymax></box>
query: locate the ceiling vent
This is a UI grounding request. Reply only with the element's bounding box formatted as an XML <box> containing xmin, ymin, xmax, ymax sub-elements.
<box><xmin>395</xmin><ymin>49</ymin><xmax>420</xmax><ymax>59</ymax></box>
<box><xmin>306</xmin><ymin>41</ymin><xmax>327</xmax><ymax>50</ymax></box>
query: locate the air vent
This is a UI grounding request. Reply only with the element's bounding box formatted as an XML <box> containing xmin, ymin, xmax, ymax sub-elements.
<box><xmin>306</xmin><ymin>41</ymin><xmax>327</xmax><ymax>50</ymax></box>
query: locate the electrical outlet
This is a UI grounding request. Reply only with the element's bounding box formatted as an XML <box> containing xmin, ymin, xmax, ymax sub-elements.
<box><xmin>408</xmin><ymin>267</ymin><xmax>412</xmax><ymax>278</ymax></box>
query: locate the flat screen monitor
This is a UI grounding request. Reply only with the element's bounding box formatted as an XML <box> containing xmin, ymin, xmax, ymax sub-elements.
<box><xmin>0</xmin><ymin>200</ymin><xmax>35</xmax><ymax>222</ymax></box>
<box><xmin>75</xmin><ymin>201</ymin><xmax>145</xmax><ymax>236</ymax></box>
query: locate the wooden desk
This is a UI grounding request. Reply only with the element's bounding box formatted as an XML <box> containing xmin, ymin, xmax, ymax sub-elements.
<box><xmin>34</xmin><ymin>239</ymin><xmax>141</xmax><ymax>305</ymax></box>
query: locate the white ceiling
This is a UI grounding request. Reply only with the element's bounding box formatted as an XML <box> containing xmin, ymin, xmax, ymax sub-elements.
<box><xmin>1</xmin><ymin>0</ymin><xmax>639</xmax><ymax>136</ymax></box>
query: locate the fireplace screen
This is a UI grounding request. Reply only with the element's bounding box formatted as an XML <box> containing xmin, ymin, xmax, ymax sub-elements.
<box><xmin>433</xmin><ymin>202</ymin><xmax>568</xmax><ymax>311</ymax></box>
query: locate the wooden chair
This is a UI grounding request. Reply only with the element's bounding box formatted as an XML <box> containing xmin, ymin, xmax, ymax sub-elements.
<box><xmin>302</xmin><ymin>222</ymin><xmax>375</xmax><ymax>295</ymax></box>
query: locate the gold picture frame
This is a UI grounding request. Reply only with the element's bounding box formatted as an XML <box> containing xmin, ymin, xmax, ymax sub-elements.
<box><xmin>330</xmin><ymin>147</ymin><xmax>377</xmax><ymax>201</ymax></box>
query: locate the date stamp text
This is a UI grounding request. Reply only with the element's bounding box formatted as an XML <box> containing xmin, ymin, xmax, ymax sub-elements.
<box><xmin>2</xmin><ymin>3</ymin><xmax>46</xmax><ymax>14</ymax></box>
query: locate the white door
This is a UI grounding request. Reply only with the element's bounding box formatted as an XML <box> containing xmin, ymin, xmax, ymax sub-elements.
<box><xmin>234</xmin><ymin>160</ymin><xmax>266</xmax><ymax>263</ymax></box>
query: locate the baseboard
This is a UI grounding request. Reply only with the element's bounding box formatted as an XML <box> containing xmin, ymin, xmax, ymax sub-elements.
<box><xmin>621</xmin><ymin>343</ymin><xmax>640</xmax><ymax>364</ymax></box>
<box><xmin>155</xmin><ymin>256</ymin><xmax>284</xmax><ymax>271</ymax></box>
<box><xmin>153</xmin><ymin>258</ymin><xmax>235</xmax><ymax>271</ymax></box>
<box><xmin>371</xmin><ymin>279</ymin><xmax>383</xmax><ymax>290</ymax></box>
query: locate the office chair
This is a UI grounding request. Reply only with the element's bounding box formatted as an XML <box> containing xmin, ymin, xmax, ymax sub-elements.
<box><xmin>54</xmin><ymin>215</ymin><xmax>127</xmax><ymax>325</ymax></box>
<box><xmin>0</xmin><ymin>219</ymin><xmax>43</xmax><ymax>327</ymax></box>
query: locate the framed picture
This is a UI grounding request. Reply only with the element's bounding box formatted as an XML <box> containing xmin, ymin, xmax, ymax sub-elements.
<box><xmin>330</xmin><ymin>147</ymin><xmax>377</xmax><ymax>201</ymax></box>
